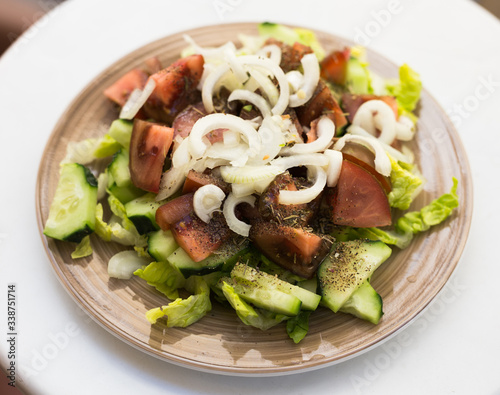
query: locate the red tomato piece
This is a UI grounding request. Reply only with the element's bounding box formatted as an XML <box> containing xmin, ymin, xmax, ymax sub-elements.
<box><xmin>172</xmin><ymin>212</ymin><xmax>231</xmax><ymax>262</ymax></box>
<box><xmin>155</xmin><ymin>193</ymin><xmax>195</xmax><ymax>231</ymax></box>
<box><xmin>342</xmin><ymin>93</ymin><xmax>398</xmax><ymax>122</ymax></box>
<box><xmin>296</xmin><ymin>81</ymin><xmax>348</xmax><ymax>135</ymax></box>
<box><xmin>249</xmin><ymin>221</ymin><xmax>330</xmax><ymax>279</ymax></box>
<box><xmin>264</xmin><ymin>38</ymin><xmax>313</xmax><ymax>72</ymax></box>
<box><xmin>329</xmin><ymin>160</ymin><xmax>392</xmax><ymax>228</ymax></box>
<box><xmin>129</xmin><ymin>119</ymin><xmax>174</xmax><ymax>193</ymax></box>
<box><xmin>182</xmin><ymin>170</ymin><xmax>231</xmax><ymax>195</ymax></box>
<box><xmin>320</xmin><ymin>48</ymin><xmax>350</xmax><ymax>86</ymax></box>
<box><xmin>144</xmin><ymin>54</ymin><xmax>204</xmax><ymax>124</ymax></box>
<box><xmin>103</xmin><ymin>68</ymin><xmax>148</xmax><ymax>107</ymax></box>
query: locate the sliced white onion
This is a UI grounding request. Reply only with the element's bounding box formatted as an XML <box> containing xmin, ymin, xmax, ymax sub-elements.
<box><xmin>333</xmin><ymin>133</ymin><xmax>391</xmax><ymax>177</ymax></box>
<box><xmin>271</xmin><ymin>153</ymin><xmax>330</xmax><ymax>170</ymax></box>
<box><xmin>395</xmin><ymin>115</ymin><xmax>416</xmax><ymax>141</ymax></box>
<box><xmin>108</xmin><ymin>250</ymin><xmax>150</xmax><ymax>280</ymax></box>
<box><xmin>238</xmin><ymin>55</ymin><xmax>290</xmax><ymax>116</ymax></box>
<box><xmin>352</xmin><ymin>100</ymin><xmax>397</xmax><ymax>145</ymax></box>
<box><xmin>119</xmin><ymin>79</ymin><xmax>156</xmax><ymax>120</ymax></box>
<box><xmin>228</xmin><ymin>89</ymin><xmax>272</xmax><ymax>118</ymax></box>
<box><xmin>224</xmin><ymin>47</ymin><xmax>248</xmax><ymax>84</ymax></box>
<box><xmin>171</xmin><ymin>137</ymin><xmax>192</xmax><ymax>168</ymax></box>
<box><xmin>286</xmin><ymin>70</ymin><xmax>304</xmax><ymax>92</ymax></box>
<box><xmin>193</xmin><ymin>184</ymin><xmax>226</xmax><ymax>223</ymax></box>
<box><xmin>220</xmin><ymin>164</ymin><xmax>283</xmax><ymax>184</ymax></box>
<box><xmin>323</xmin><ymin>149</ymin><xmax>343</xmax><ymax>187</ymax></box>
<box><xmin>223</xmin><ymin>193</ymin><xmax>256</xmax><ymax>237</ymax></box>
<box><xmin>156</xmin><ymin>166</ymin><xmax>187</xmax><ymax>201</ymax></box>
<box><xmin>231</xmin><ymin>182</ymin><xmax>256</xmax><ymax>198</ymax></box>
<box><xmin>183</xmin><ymin>35</ymin><xmax>237</xmax><ymax>62</ymax></box>
<box><xmin>223</xmin><ymin>130</ymin><xmax>241</xmax><ymax>147</ymax></box>
<box><xmin>348</xmin><ymin>125</ymin><xmax>411</xmax><ymax>163</ymax></box>
<box><xmin>201</xmin><ymin>63</ymin><xmax>231</xmax><ymax>114</ymax></box>
<box><xmin>188</xmin><ymin>113</ymin><xmax>261</xmax><ymax>160</ymax></box>
<box><xmin>288</xmin><ymin>54</ymin><xmax>320</xmax><ymax>107</ymax></box>
<box><xmin>278</xmin><ymin>166</ymin><xmax>327</xmax><ymax>205</ymax></box>
<box><xmin>280</xmin><ymin>116</ymin><xmax>335</xmax><ymax>155</ymax></box>
<box><xmin>205</xmin><ymin>142</ymin><xmax>250</xmax><ymax>167</ymax></box>
<box><xmin>256</xmin><ymin>44</ymin><xmax>282</xmax><ymax>65</ymax></box>
<box><xmin>246</xmin><ymin>67</ymin><xmax>280</xmax><ymax>106</ymax></box>
<box><xmin>249</xmin><ymin>116</ymin><xmax>285</xmax><ymax>164</ymax></box>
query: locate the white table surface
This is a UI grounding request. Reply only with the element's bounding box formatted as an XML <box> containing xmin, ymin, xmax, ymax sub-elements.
<box><xmin>1</xmin><ymin>0</ymin><xmax>499</xmax><ymax>393</ymax></box>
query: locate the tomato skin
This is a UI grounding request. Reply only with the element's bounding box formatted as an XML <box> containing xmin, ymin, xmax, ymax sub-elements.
<box><xmin>182</xmin><ymin>170</ymin><xmax>231</xmax><ymax>195</ymax></box>
<box><xmin>155</xmin><ymin>193</ymin><xmax>194</xmax><ymax>231</ymax></box>
<box><xmin>129</xmin><ymin>119</ymin><xmax>174</xmax><ymax>193</ymax></box>
<box><xmin>264</xmin><ymin>38</ymin><xmax>313</xmax><ymax>73</ymax></box>
<box><xmin>104</xmin><ymin>68</ymin><xmax>148</xmax><ymax>107</ymax></box>
<box><xmin>320</xmin><ymin>48</ymin><xmax>350</xmax><ymax>86</ymax></box>
<box><xmin>341</xmin><ymin>153</ymin><xmax>392</xmax><ymax>195</ymax></box>
<box><xmin>144</xmin><ymin>54</ymin><xmax>204</xmax><ymax>124</ymax></box>
<box><xmin>328</xmin><ymin>160</ymin><xmax>392</xmax><ymax>228</ymax></box>
<box><xmin>296</xmin><ymin>81</ymin><xmax>348</xmax><ymax>135</ymax></box>
<box><xmin>249</xmin><ymin>221</ymin><xmax>330</xmax><ymax>279</ymax></box>
<box><xmin>341</xmin><ymin>93</ymin><xmax>398</xmax><ymax>122</ymax></box>
<box><xmin>172</xmin><ymin>212</ymin><xmax>231</xmax><ymax>262</ymax></box>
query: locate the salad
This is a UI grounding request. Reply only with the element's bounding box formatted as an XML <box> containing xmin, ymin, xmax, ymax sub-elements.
<box><xmin>43</xmin><ymin>23</ymin><xmax>459</xmax><ymax>343</ymax></box>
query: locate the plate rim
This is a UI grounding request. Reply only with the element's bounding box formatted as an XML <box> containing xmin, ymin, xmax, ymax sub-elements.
<box><xmin>35</xmin><ymin>21</ymin><xmax>473</xmax><ymax>376</ymax></box>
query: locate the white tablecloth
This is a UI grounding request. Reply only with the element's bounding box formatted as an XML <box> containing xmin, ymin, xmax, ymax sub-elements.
<box><xmin>1</xmin><ymin>0</ymin><xmax>499</xmax><ymax>393</ymax></box>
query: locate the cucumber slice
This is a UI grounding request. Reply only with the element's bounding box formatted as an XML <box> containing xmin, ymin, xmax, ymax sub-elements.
<box><xmin>167</xmin><ymin>243</ymin><xmax>249</xmax><ymax>278</ymax></box>
<box><xmin>124</xmin><ymin>193</ymin><xmax>162</xmax><ymax>234</ymax></box>
<box><xmin>107</xmin><ymin>119</ymin><xmax>133</xmax><ymax>149</ymax></box>
<box><xmin>231</xmin><ymin>263</ymin><xmax>321</xmax><ymax>311</ymax></box>
<box><xmin>318</xmin><ymin>240</ymin><xmax>392</xmax><ymax>312</ymax></box>
<box><xmin>147</xmin><ymin>229</ymin><xmax>179</xmax><ymax>262</ymax></box>
<box><xmin>231</xmin><ymin>278</ymin><xmax>302</xmax><ymax>316</ymax></box>
<box><xmin>44</xmin><ymin>163</ymin><xmax>98</xmax><ymax>242</ymax></box>
<box><xmin>108</xmin><ymin>149</ymin><xmax>131</xmax><ymax>188</ymax></box>
<box><xmin>340</xmin><ymin>281</ymin><xmax>383</xmax><ymax>324</ymax></box>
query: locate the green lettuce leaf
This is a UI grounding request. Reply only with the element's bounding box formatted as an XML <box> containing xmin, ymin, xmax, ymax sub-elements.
<box><xmin>94</xmin><ymin>203</ymin><xmax>147</xmax><ymax>247</ymax></box>
<box><xmin>145</xmin><ymin>276</ymin><xmax>211</xmax><ymax>327</ymax></box>
<box><xmin>221</xmin><ymin>282</ymin><xmax>288</xmax><ymax>330</ymax></box>
<box><xmin>60</xmin><ymin>136</ymin><xmax>121</xmax><ymax>167</ymax></box>
<box><xmin>134</xmin><ymin>261</ymin><xmax>186</xmax><ymax>300</ymax></box>
<box><xmin>71</xmin><ymin>235</ymin><xmax>93</xmax><ymax>259</ymax></box>
<box><xmin>286</xmin><ymin>311</ymin><xmax>311</xmax><ymax>344</ymax></box>
<box><xmin>388</xmin><ymin>157</ymin><xmax>424</xmax><ymax>210</ymax></box>
<box><xmin>346</xmin><ymin>56</ymin><xmax>372</xmax><ymax>94</ymax></box>
<box><xmin>386</xmin><ymin>64</ymin><xmax>422</xmax><ymax>115</ymax></box>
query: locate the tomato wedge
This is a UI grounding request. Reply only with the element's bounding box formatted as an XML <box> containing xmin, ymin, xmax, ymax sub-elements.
<box><xmin>129</xmin><ymin>119</ymin><xmax>174</xmax><ymax>193</ymax></box>
<box><xmin>258</xmin><ymin>173</ymin><xmax>320</xmax><ymax>228</ymax></box>
<box><xmin>104</xmin><ymin>68</ymin><xmax>148</xmax><ymax>107</ymax></box>
<box><xmin>155</xmin><ymin>193</ymin><xmax>194</xmax><ymax>231</ymax></box>
<box><xmin>320</xmin><ymin>48</ymin><xmax>350</xmax><ymax>86</ymax></box>
<box><xmin>341</xmin><ymin>152</ymin><xmax>391</xmax><ymax>194</ymax></box>
<box><xmin>341</xmin><ymin>93</ymin><xmax>398</xmax><ymax>122</ymax></box>
<box><xmin>249</xmin><ymin>221</ymin><xmax>330</xmax><ymax>279</ymax></box>
<box><xmin>172</xmin><ymin>212</ymin><xmax>231</xmax><ymax>262</ymax></box>
<box><xmin>264</xmin><ymin>38</ymin><xmax>313</xmax><ymax>73</ymax></box>
<box><xmin>144</xmin><ymin>54</ymin><xmax>204</xmax><ymax>124</ymax></box>
<box><xmin>296</xmin><ymin>80</ymin><xmax>348</xmax><ymax>135</ymax></box>
<box><xmin>329</xmin><ymin>160</ymin><xmax>391</xmax><ymax>228</ymax></box>
<box><xmin>182</xmin><ymin>170</ymin><xmax>231</xmax><ymax>195</ymax></box>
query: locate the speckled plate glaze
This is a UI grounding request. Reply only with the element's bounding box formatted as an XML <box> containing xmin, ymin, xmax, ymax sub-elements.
<box><xmin>36</xmin><ymin>23</ymin><xmax>473</xmax><ymax>376</ymax></box>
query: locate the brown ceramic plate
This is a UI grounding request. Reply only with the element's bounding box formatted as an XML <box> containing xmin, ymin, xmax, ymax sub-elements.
<box><xmin>36</xmin><ymin>23</ymin><xmax>472</xmax><ymax>375</ymax></box>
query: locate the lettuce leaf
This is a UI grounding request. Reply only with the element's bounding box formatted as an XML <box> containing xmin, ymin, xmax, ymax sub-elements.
<box><xmin>386</xmin><ymin>64</ymin><xmax>422</xmax><ymax>115</ymax></box>
<box><xmin>60</xmin><ymin>136</ymin><xmax>121</xmax><ymax>166</ymax></box>
<box><xmin>71</xmin><ymin>235</ymin><xmax>93</xmax><ymax>259</ymax></box>
<box><xmin>388</xmin><ymin>157</ymin><xmax>424</xmax><ymax>210</ymax></box>
<box><xmin>134</xmin><ymin>261</ymin><xmax>186</xmax><ymax>300</ymax></box>
<box><xmin>221</xmin><ymin>282</ymin><xmax>288</xmax><ymax>330</ymax></box>
<box><xmin>356</xmin><ymin>178</ymin><xmax>459</xmax><ymax>248</ymax></box>
<box><xmin>94</xmin><ymin>203</ymin><xmax>147</xmax><ymax>247</ymax></box>
<box><xmin>286</xmin><ymin>311</ymin><xmax>311</xmax><ymax>344</ymax></box>
<box><xmin>145</xmin><ymin>276</ymin><xmax>211</xmax><ymax>327</ymax></box>
<box><xmin>346</xmin><ymin>57</ymin><xmax>372</xmax><ymax>94</ymax></box>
